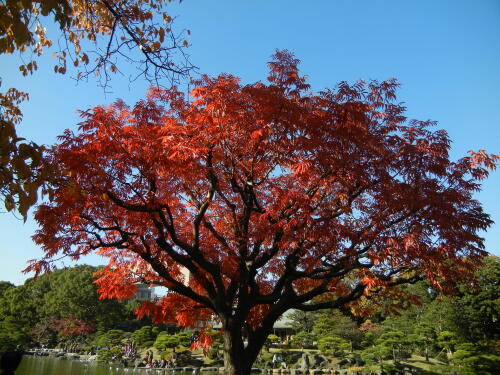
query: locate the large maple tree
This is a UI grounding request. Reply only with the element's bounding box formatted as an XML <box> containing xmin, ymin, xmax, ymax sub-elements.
<box><xmin>29</xmin><ymin>52</ymin><xmax>497</xmax><ymax>374</ymax></box>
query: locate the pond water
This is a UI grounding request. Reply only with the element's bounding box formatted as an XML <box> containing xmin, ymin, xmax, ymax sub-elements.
<box><xmin>15</xmin><ymin>356</ymin><xmax>218</xmax><ymax>375</ymax></box>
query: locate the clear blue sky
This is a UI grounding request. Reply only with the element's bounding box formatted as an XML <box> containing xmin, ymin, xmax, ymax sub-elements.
<box><xmin>1</xmin><ymin>0</ymin><xmax>499</xmax><ymax>285</ymax></box>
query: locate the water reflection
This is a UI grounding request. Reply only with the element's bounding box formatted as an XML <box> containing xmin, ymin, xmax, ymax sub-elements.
<box><xmin>16</xmin><ymin>356</ymin><xmax>218</xmax><ymax>375</ymax></box>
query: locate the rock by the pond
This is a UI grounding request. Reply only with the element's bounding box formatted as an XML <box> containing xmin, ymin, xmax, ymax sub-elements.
<box><xmin>310</xmin><ymin>369</ymin><xmax>324</xmax><ymax>375</ymax></box>
<box><xmin>299</xmin><ymin>353</ymin><xmax>310</xmax><ymax>371</ymax></box>
<box><xmin>352</xmin><ymin>356</ymin><xmax>364</xmax><ymax>367</ymax></box>
<box><xmin>310</xmin><ymin>354</ymin><xmax>329</xmax><ymax>369</ymax></box>
<box><xmin>337</xmin><ymin>359</ymin><xmax>349</xmax><ymax>368</ymax></box>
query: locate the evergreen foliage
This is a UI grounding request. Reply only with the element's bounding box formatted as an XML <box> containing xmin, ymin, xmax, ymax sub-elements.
<box><xmin>0</xmin><ymin>265</ymin><xmax>147</xmax><ymax>349</ymax></box>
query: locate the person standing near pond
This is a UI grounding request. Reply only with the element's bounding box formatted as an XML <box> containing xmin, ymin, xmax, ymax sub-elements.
<box><xmin>171</xmin><ymin>348</ymin><xmax>178</xmax><ymax>367</ymax></box>
<box><xmin>146</xmin><ymin>350</ymin><xmax>154</xmax><ymax>367</ymax></box>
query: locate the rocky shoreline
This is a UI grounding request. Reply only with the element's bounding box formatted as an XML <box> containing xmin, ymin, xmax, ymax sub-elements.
<box><xmin>24</xmin><ymin>350</ymin><xmax>415</xmax><ymax>375</ymax></box>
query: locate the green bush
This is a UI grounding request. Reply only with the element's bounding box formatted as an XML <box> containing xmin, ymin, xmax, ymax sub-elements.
<box><xmin>176</xmin><ymin>349</ymin><xmax>194</xmax><ymax>366</ymax></box>
<box><xmin>97</xmin><ymin>345</ymin><xmax>124</xmax><ymax>362</ymax></box>
<box><xmin>290</xmin><ymin>331</ymin><xmax>316</xmax><ymax>349</ymax></box>
<box><xmin>94</xmin><ymin>329</ymin><xmax>125</xmax><ymax>348</ymax></box>
<box><xmin>318</xmin><ymin>336</ymin><xmax>350</xmax><ymax>356</ymax></box>
<box><xmin>360</xmin><ymin>345</ymin><xmax>392</xmax><ymax>364</ymax></box>
<box><xmin>154</xmin><ymin>331</ymin><xmax>180</xmax><ymax>351</ymax></box>
<box><xmin>264</xmin><ymin>334</ymin><xmax>280</xmax><ymax>351</ymax></box>
<box><xmin>0</xmin><ymin>317</ymin><xmax>29</xmax><ymax>350</ymax></box>
<box><xmin>131</xmin><ymin>326</ymin><xmax>159</xmax><ymax>348</ymax></box>
<box><xmin>451</xmin><ymin>344</ymin><xmax>500</xmax><ymax>375</ymax></box>
<box><xmin>176</xmin><ymin>330</ymin><xmax>194</xmax><ymax>347</ymax></box>
<box><xmin>208</xmin><ymin>348</ymin><xmax>220</xmax><ymax>360</ymax></box>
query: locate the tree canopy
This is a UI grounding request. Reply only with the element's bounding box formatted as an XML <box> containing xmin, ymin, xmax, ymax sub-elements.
<box><xmin>0</xmin><ymin>0</ymin><xmax>192</xmax><ymax>219</ymax></box>
<box><xmin>28</xmin><ymin>51</ymin><xmax>497</xmax><ymax>375</ymax></box>
<box><xmin>0</xmin><ymin>80</ymin><xmax>49</xmax><ymax>219</ymax></box>
<box><xmin>1</xmin><ymin>0</ymin><xmax>193</xmax><ymax>84</ymax></box>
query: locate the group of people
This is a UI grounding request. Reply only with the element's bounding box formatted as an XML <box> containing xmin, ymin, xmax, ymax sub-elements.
<box><xmin>135</xmin><ymin>358</ymin><xmax>172</xmax><ymax>369</ymax></box>
<box><xmin>135</xmin><ymin>348</ymin><xmax>178</xmax><ymax>369</ymax></box>
<box><xmin>116</xmin><ymin>343</ymin><xmax>138</xmax><ymax>367</ymax></box>
<box><xmin>122</xmin><ymin>344</ymin><xmax>136</xmax><ymax>358</ymax></box>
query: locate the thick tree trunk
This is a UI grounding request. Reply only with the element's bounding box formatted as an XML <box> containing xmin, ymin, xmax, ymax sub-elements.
<box><xmin>223</xmin><ymin>330</ymin><xmax>252</xmax><ymax>375</ymax></box>
<box><xmin>222</xmin><ymin>323</ymin><xmax>271</xmax><ymax>375</ymax></box>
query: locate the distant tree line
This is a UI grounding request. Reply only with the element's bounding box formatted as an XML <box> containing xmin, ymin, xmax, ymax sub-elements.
<box><xmin>0</xmin><ymin>265</ymin><xmax>152</xmax><ymax>350</ymax></box>
<box><xmin>0</xmin><ymin>264</ymin><xmax>201</xmax><ymax>365</ymax></box>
